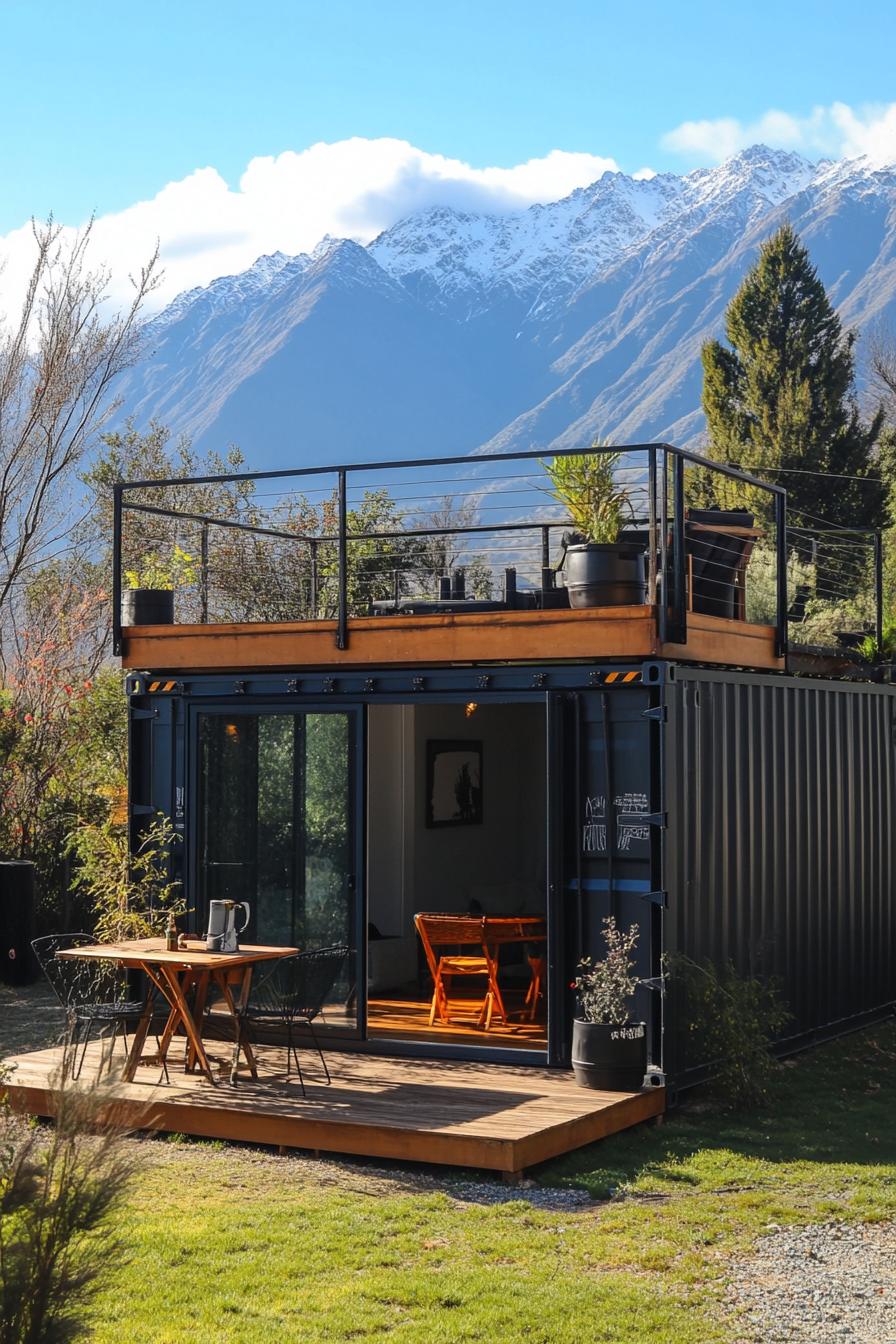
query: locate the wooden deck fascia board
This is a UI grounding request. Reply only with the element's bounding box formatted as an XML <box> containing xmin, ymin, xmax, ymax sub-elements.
<box><xmin>660</xmin><ymin>610</ymin><xmax>782</xmax><ymax>669</ymax></box>
<box><xmin>121</xmin><ymin>606</ymin><xmax>783</xmax><ymax>674</ymax></box>
<box><xmin>3</xmin><ymin>1046</ymin><xmax>666</xmax><ymax>1174</ymax></box>
<box><xmin>509</xmin><ymin>1088</ymin><xmax>665</xmax><ymax>1170</ymax></box>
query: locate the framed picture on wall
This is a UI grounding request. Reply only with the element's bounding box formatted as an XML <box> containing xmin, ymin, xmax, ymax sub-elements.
<box><xmin>426</xmin><ymin>740</ymin><xmax>483</xmax><ymax>827</ymax></box>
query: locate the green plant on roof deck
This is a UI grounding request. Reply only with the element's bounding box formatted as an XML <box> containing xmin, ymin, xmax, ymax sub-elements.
<box><xmin>123</xmin><ymin>545</ymin><xmax>197</xmax><ymax>591</ymax></box>
<box><xmin>857</xmin><ymin>619</ymin><xmax>896</xmax><ymax>662</ymax></box>
<box><xmin>541</xmin><ymin>448</ymin><xmax>635</xmax><ymax>545</ymax></box>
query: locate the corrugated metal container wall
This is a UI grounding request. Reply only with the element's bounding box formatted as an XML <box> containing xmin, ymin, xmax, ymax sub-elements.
<box><xmin>664</xmin><ymin>669</ymin><xmax>896</xmax><ymax>1085</ymax></box>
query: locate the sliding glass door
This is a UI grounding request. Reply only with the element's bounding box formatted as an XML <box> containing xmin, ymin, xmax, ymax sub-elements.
<box><xmin>193</xmin><ymin>706</ymin><xmax>363</xmax><ymax>1034</ymax></box>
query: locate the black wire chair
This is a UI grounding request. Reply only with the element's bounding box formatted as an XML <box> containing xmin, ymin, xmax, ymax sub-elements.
<box><xmin>31</xmin><ymin>933</ymin><xmax>170</xmax><ymax>1083</ymax></box>
<box><xmin>238</xmin><ymin>945</ymin><xmax>350</xmax><ymax>1095</ymax></box>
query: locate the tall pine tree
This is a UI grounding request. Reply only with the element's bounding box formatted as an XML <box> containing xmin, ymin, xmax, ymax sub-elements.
<box><xmin>701</xmin><ymin>224</ymin><xmax>884</xmax><ymax>531</ymax></box>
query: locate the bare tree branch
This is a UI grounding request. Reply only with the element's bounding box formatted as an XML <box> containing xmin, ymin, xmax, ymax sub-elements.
<box><xmin>0</xmin><ymin>219</ymin><xmax>159</xmax><ymax>624</ymax></box>
<box><xmin>868</xmin><ymin>320</ymin><xmax>896</xmax><ymax>421</ymax></box>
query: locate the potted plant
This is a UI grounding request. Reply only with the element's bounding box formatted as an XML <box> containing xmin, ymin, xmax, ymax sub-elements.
<box><xmin>542</xmin><ymin>449</ymin><xmax>646</xmax><ymax>607</ymax></box>
<box><xmin>857</xmin><ymin>621</ymin><xmax>896</xmax><ymax>683</ymax></box>
<box><xmin>571</xmin><ymin>916</ymin><xmax>646</xmax><ymax>1090</ymax></box>
<box><xmin>122</xmin><ymin>546</ymin><xmax>197</xmax><ymax>626</ymax></box>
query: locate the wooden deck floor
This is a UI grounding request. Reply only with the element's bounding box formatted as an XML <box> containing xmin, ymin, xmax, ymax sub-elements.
<box><xmin>3</xmin><ymin>1041</ymin><xmax>664</xmax><ymax>1176</ymax></box>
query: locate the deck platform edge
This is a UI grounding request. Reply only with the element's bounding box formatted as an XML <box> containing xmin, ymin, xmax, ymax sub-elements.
<box><xmin>3</xmin><ymin>1058</ymin><xmax>666</xmax><ymax>1174</ymax></box>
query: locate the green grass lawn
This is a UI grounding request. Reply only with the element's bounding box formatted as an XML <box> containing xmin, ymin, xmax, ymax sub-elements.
<box><xmin>85</xmin><ymin>1021</ymin><xmax>896</xmax><ymax>1344</ymax></box>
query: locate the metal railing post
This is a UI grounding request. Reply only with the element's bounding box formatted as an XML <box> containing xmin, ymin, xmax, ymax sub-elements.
<box><xmin>671</xmin><ymin>451</ymin><xmax>687</xmax><ymax>644</ymax></box>
<box><xmin>874</xmin><ymin>529</ymin><xmax>884</xmax><ymax>653</ymax></box>
<box><xmin>112</xmin><ymin>485</ymin><xmax>123</xmax><ymax>656</ymax></box>
<box><xmin>775</xmin><ymin>491</ymin><xmax>788</xmax><ymax>658</ymax></box>
<box><xmin>200</xmin><ymin>522</ymin><xmax>209</xmax><ymax>624</ymax></box>
<box><xmin>309</xmin><ymin>538</ymin><xmax>319</xmax><ymax>619</ymax></box>
<box><xmin>647</xmin><ymin>446</ymin><xmax>657</xmax><ymax>613</ymax></box>
<box><xmin>336</xmin><ymin>469</ymin><xmax>348</xmax><ymax>650</ymax></box>
<box><xmin>658</xmin><ymin>449</ymin><xmax>668</xmax><ymax>644</ymax></box>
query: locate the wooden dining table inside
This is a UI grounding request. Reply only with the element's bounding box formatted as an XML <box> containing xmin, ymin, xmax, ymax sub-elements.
<box><xmin>56</xmin><ymin>937</ymin><xmax>298</xmax><ymax>1086</ymax></box>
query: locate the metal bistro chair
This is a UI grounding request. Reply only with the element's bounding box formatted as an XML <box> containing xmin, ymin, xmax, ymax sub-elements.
<box><xmin>238</xmin><ymin>945</ymin><xmax>350</xmax><ymax>1095</ymax></box>
<box><xmin>31</xmin><ymin>933</ymin><xmax>170</xmax><ymax>1083</ymax></box>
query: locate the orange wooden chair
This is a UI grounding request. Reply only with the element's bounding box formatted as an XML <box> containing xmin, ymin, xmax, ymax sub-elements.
<box><xmin>524</xmin><ymin>954</ymin><xmax>546</xmax><ymax>1021</ymax></box>
<box><xmin>414</xmin><ymin>913</ymin><xmax>507</xmax><ymax>1030</ymax></box>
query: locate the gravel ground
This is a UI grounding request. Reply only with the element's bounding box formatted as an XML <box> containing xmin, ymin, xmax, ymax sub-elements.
<box><xmin>0</xmin><ymin>980</ymin><xmax>65</xmax><ymax>1055</ymax></box>
<box><xmin>729</xmin><ymin>1220</ymin><xmax>896</xmax><ymax>1343</ymax></box>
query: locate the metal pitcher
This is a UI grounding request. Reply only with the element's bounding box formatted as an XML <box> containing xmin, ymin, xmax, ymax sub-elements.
<box><xmin>205</xmin><ymin>899</ymin><xmax>250</xmax><ymax>953</ymax></box>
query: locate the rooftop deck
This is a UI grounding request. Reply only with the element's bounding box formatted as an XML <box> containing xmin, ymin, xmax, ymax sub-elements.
<box><xmin>4</xmin><ymin>1041</ymin><xmax>664</xmax><ymax>1177</ymax></box>
<box><xmin>120</xmin><ymin>604</ymin><xmax>783</xmax><ymax>673</ymax></box>
<box><xmin>113</xmin><ymin>443</ymin><xmax>886</xmax><ymax>678</ymax></box>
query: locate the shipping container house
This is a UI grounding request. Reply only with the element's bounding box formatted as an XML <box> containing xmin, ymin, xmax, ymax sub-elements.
<box><xmin>113</xmin><ymin>443</ymin><xmax>895</xmax><ymax>1094</ymax></box>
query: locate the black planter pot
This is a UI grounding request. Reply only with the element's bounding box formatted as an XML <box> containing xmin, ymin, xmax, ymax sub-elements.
<box><xmin>833</xmin><ymin>630</ymin><xmax>865</xmax><ymax>649</ymax></box>
<box><xmin>571</xmin><ymin>1019</ymin><xmax>647</xmax><ymax>1091</ymax></box>
<box><xmin>121</xmin><ymin>589</ymin><xmax>174</xmax><ymax>626</ymax></box>
<box><xmin>564</xmin><ymin>543</ymin><xmax>647</xmax><ymax>609</ymax></box>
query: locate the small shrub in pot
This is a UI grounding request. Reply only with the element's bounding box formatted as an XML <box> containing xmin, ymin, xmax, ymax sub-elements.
<box><xmin>541</xmin><ymin>448</ymin><xmax>647</xmax><ymax>608</ymax></box>
<box><xmin>571</xmin><ymin>916</ymin><xmax>646</xmax><ymax>1090</ymax></box>
<box><xmin>121</xmin><ymin>545</ymin><xmax>197</xmax><ymax>626</ymax></box>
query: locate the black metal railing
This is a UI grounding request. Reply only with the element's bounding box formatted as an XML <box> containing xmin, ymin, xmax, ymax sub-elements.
<box><xmin>112</xmin><ymin>443</ymin><xmax>810</xmax><ymax>658</ymax></box>
<box><xmin>783</xmin><ymin>523</ymin><xmax>884</xmax><ymax>653</ymax></box>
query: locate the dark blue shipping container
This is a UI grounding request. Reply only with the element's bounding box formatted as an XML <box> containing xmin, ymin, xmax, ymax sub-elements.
<box><xmin>126</xmin><ymin>660</ymin><xmax>896</xmax><ymax>1087</ymax></box>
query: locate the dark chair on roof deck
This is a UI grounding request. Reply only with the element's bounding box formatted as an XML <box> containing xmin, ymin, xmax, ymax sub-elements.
<box><xmin>31</xmin><ymin>933</ymin><xmax>170</xmax><ymax>1083</ymax></box>
<box><xmin>685</xmin><ymin>508</ymin><xmax>762</xmax><ymax>620</ymax></box>
<box><xmin>236</xmin><ymin>945</ymin><xmax>350</xmax><ymax>1095</ymax></box>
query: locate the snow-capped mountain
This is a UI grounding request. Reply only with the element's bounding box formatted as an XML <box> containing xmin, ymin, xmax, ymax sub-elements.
<box><xmin>115</xmin><ymin>146</ymin><xmax>896</xmax><ymax>466</ymax></box>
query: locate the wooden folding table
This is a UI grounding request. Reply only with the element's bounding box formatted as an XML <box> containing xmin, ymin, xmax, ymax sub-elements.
<box><xmin>57</xmin><ymin>937</ymin><xmax>298</xmax><ymax>1086</ymax></box>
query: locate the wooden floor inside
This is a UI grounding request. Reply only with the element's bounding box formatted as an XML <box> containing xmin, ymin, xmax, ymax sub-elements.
<box><xmin>3</xmin><ymin>1040</ymin><xmax>664</xmax><ymax>1175</ymax></box>
<box><xmin>366</xmin><ymin>995</ymin><xmax>547</xmax><ymax>1051</ymax></box>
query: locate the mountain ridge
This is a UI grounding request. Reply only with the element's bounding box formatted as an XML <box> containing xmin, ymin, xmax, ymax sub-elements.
<box><xmin>118</xmin><ymin>145</ymin><xmax>896</xmax><ymax>467</ymax></box>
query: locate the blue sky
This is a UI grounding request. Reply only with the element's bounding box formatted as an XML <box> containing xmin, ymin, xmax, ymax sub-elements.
<box><xmin>3</xmin><ymin>0</ymin><xmax>896</xmax><ymax>307</ymax></box>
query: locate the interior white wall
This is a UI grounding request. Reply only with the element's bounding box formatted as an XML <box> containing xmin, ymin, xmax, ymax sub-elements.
<box><xmin>366</xmin><ymin>704</ymin><xmax>416</xmax><ymax>984</ymax></box>
<box><xmin>367</xmin><ymin>700</ymin><xmax>546</xmax><ymax>989</ymax></box>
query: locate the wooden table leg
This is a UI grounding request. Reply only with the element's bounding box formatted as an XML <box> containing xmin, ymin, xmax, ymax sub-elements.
<box><xmin>155</xmin><ymin>966</ymin><xmax>194</xmax><ymax>1066</ymax></box>
<box><xmin>138</xmin><ymin>963</ymin><xmax>185</xmax><ymax>1076</ymax></box>
<box><xmin>157</xmin><ymin>1004</ymin><xmax>181</xmax><ymax>1063</ymax></box>
<box><xmin>123</xmin><ymin>997</ymin><xmax>155</xmax><ymax>1083</ymax></box>
<box><xmin>186</xmin><ymin>970</ymin><xmax>210</xmax><ymax>1072</ymax></box>
<box><xmin>158</xmin><ymin>964</ymin><xmax>217</xmax><ymax>1086</ymax></box>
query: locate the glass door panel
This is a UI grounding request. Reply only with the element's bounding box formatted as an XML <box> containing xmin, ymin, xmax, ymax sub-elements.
<box><xmin>195</xmin><ymin>708</ymin><xmax>360</xmax><ymax>1035</ymax></box>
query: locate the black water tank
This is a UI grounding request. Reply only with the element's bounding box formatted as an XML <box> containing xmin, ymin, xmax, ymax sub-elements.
<box><xmin>0</xmin><ymin>860</ymin><xmax>36</xmax><ymax>985</ymax></box>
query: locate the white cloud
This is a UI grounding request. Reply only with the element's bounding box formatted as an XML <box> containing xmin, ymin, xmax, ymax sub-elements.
<box><xmin>0</xmin><ymin>138</ymin><xmax>621</xmax><ymax>316</ymax></box>
<box><xmin>661</xmin><ymin>101</ymin><xmax>896</xmax><ymax>166</ymax></box>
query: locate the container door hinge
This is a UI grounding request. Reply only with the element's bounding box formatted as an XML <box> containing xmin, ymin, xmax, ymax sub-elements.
<box><xmin>642</xmin><ymin>705</ymin><xmax>667</xmax><ymax>722</ymax></box>
<box><xmin>130</xmin><ymin>708</ymin><xmax>154</xmax><ymax>721</ymax></box>
<box><xmin>640</xmin><ymin>889</ymin><xmax>668</xmax><ymax>908</ymax></box>
<box><xmin>130</xmin><ymin>803</ymin><xmax>155</xmax><ymax>816</ymax></box>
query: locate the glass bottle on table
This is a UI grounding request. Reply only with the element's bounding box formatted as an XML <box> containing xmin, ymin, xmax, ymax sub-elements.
<box><xmin>165</xmin><ymin>909</ymin><xmax>178</xmax><ymax>952</ymax></box>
